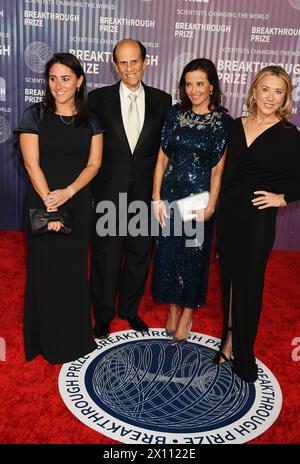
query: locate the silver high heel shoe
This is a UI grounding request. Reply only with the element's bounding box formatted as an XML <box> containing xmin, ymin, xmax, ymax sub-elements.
<box><xmin>171</xmin><ymin>321</ymin><xmax>192</xmax><ymax>346</ymax></box>
<box><xmin>165</xmin><ymin>307</ymin><xmax>181</xmax><ymax>337</ymax></box>
<box><xmin>165</xmin><ymin>328</ymin><xmax>176</xmax><ymax>337</ymax></box>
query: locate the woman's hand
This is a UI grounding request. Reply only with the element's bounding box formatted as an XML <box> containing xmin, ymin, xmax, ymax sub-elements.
<box><xmin>44</xmin><ymin>187</ymin><xmax>72</xmax><ymax>209</ymax></box>
<box><xmin>152</xmin><ymin>200</ymin><xmax>167</xmax><ymax>228</ymax></box>
<box><xmin>47</xmin><ymin>220</ymin><xmax>63</xmax><ymax>232</ymax></box>
<box><xmin>252</xmin><ymin>191</ymin><xmax>287</xmax><ymax>209</ymax></box>
<box><xmin>46</xmin><ymin>207</ymin><xmax>63</xmax><ymax>232</ymax></box>
<box><xmin>192</xmin><ymin>208</ymin><xmax>214</xmax><ymax>222</ymax></box>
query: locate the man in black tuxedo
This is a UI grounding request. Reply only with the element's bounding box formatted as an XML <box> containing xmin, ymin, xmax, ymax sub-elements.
<box><xmin>88</xmin><ymin>39</ymin><xmax>172</xmax><ymax>338</ymax></box>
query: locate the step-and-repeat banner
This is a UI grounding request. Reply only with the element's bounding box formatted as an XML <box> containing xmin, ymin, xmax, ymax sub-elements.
<box><xmin>0</xmin><ymin>0</ymin><xmax>300</xmax><ymax>249</ymax></box>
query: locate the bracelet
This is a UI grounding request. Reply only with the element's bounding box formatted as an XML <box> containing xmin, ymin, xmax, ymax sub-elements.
<box><xmin>67</xmin><ymin>185</ymin><xmax>75</xmax><ymax>198</ymax></box>
<box><xmin>152</xmin><ymin>200</ymin><xmax>161</xmax><ymax>204</ymax></box>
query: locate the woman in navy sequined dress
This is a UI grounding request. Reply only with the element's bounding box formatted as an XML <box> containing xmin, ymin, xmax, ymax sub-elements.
<box><xmin>151</xmin><ymin>59</ymin><xmax>231</xmax><ymax>344</ymax></box>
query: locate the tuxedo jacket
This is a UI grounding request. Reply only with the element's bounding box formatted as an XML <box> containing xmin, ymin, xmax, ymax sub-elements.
<box><xmin>88</xmin><ymin>82</ymin><xmax>172</xmax><ymax>204</ymax></box>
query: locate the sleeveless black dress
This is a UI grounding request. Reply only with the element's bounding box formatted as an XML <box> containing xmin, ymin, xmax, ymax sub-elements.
<box><xmin>15</xmin><ymin>103</ymin><xmax>105</xmax><ymax>363</ymax></box>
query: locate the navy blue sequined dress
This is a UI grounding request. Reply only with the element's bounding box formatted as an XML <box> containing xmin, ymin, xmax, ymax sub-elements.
<box><xmin>151</xmin><ymin>105</ymin><xmax>231</xmax><ymax>308</ymax></box>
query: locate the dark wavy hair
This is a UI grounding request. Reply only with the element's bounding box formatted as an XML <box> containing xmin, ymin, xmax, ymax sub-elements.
<box><xmin>43</xmin><ymin>52</ymin><xmax>89</xmax><ymax>125</ymax></box>
<box><xmin>112</xmin><ymin>39</ymin><xmax>146</xmax><ymax>63</ymax></box>
<box><xmin>179</xmin><ymin>58</ymin><xmax>227</xmax><ymax>112</ymax></box>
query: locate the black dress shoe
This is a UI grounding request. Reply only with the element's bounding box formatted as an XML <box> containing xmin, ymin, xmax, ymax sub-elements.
<box><xmin>94</xmin><ymin>321</ymin><xmax>110</xmax><ymax>339</ymax></box>
<box><xmin>121</xmin><ymin>315</ymin><xmax>149</xmax><ymax>332</ymax></box>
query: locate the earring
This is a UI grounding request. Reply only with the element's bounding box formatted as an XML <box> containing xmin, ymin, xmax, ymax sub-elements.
<box><xmin>77</xmin><ymin>87</ymin><xmax>80</xmax><ymax>92</ymax></box>
<box><xmin>210</xmin><ymin>90</ymin><xmax>213</xmax><ymax>95</ymax></box>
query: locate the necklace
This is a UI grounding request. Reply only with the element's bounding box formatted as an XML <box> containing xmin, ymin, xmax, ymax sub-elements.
<box><xmin>59</xmin><ymin>114</ymin><xmax>74</xmax><ymax>125</ymax></box>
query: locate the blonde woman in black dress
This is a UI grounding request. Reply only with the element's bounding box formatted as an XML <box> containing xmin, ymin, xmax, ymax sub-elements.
<box><xmin>15</xmin><ymin>53</ymin><xmax>105</xmax><ymax>363</ymax></box>
<box><xmin>215</xmin><ymin>66</ymin><xmax>300</xmax><ymax>383</ymax></box>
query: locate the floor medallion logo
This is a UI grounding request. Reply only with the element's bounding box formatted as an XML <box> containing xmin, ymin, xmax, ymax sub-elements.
<box><xmin>58</xmin><ymin>330</ymin><xmax>282</xmax><ymax>444</ymax></box>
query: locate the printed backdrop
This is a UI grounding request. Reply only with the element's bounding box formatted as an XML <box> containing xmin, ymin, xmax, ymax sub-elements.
<box><xmin>0</xmin><ymin>0</ymin><xmax>300</xmax><ymax>249</ymax></box>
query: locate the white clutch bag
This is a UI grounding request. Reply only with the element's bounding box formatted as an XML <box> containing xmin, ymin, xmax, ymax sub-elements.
<box><xmin>176</xmin><ymin>191</ymin><xmax>210</xmax><ymax>222</ymax></box>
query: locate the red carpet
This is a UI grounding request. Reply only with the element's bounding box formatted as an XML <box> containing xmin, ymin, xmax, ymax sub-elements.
<box><xmin>0</xmin><ymin>231</ymin><xmax>300</xmax><ymax>444</ymax></box>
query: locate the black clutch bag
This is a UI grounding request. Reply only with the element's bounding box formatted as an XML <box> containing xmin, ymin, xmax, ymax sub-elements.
<box><xmin>29</xmin><ymin>209</ymin><xmax>72</xmax><ymax>235</ymax></box>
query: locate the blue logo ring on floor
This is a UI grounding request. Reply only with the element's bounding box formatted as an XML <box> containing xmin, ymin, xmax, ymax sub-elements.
<box><xmin>58</xmin><ymin>330</ymin><xmax>282</xmax><ymax>444</ymax></box>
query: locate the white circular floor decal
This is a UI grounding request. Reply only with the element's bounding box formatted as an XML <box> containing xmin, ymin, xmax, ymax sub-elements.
<box><xmin>58</xmin><ymin>330</ymin><xmax>282</xmax><ymax>444</ymax></box>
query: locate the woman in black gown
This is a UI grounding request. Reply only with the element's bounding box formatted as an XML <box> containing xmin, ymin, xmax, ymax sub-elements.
<box><xmin>15</xmin><ymin>53</ymin><xmax>105</xmax><ymax>363</ymax></box>
<box><xmin>215</xmin><ymin>66</ymin><xmax>300</xmax><ymax>383</ymax></box>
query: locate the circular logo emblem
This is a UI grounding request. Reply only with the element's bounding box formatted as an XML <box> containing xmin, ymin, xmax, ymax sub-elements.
<box><xmin>172</xmin><ymin>52</ymin><xmax>194</xmax><ymax>84</ymax></box>
<box><xmin>0</xmin><ymin>115</ymin><xmax>11</xmax><ymax>143</ymax></box>
<box><xmin>59</xmin><ymin>330</ymin><xmax>282</xmax><ymax>444</ymax></box>
<box><xmin>289</xmin><ymin>0</ymin><xmax>300</xmax><ymax>10</ymax></box>
<box><xmin>24</xmin><ymin>42</ymin><xmax>54</xmax><ymax>73</ymax></box>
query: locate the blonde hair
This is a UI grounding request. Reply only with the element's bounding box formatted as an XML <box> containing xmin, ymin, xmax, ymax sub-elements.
<box><xmin>246</xmin><ymin>66</ymin><xmax>293</xmax><ymax>120</ymax></box>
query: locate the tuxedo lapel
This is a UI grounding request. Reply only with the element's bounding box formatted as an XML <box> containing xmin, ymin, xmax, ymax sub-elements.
<box><xmin>134</xmin><ymin>85</ymin><xmax>157</xmax><ymax>154</ymax></box>
<box><xmin>104</xmin><ymin>83</ymin><xmax>158</xmax><ymax>154</ymax></box>
<box><xmin>105</xmin><ymin>83</ymin><xmax>131</xmax><ymax>152</ymax></box>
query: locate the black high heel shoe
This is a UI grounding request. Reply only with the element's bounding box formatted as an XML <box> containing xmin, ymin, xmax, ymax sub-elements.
<box><xmin>213</xmin><ymin>327</ymin><xmax>232</xmax><ymax>364</ymax></box>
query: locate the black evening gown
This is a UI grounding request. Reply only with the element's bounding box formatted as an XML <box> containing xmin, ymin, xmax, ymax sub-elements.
<box><xmin>15</xmin><ymin>103</ymin><xmax>105</xmax><ymax>364</ymax></box>
<box><xmin>151</xmin><ymin>105</ymin><xmax>231</xmax><ymax>308</ymax></box>
<box><xmin>216</xmin><ymin>118</ymin><xmax>300</xmax><ymax>383</ymax></box>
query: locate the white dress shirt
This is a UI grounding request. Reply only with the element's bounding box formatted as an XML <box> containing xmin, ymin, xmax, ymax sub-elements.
<box><xmin>119</xmin><ymin>81</ymin><xmax>145</xmax><ymax>144</ymax></box>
